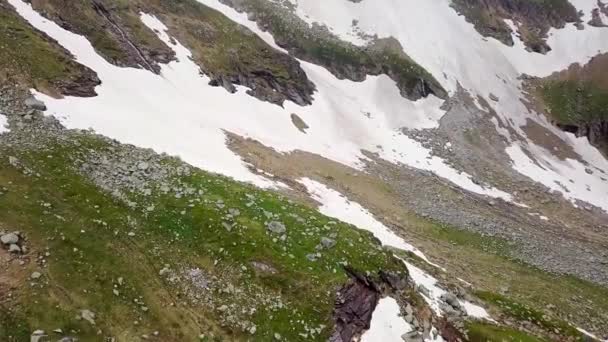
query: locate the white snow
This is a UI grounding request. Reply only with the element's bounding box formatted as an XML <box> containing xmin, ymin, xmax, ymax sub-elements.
<box><xmin>576</xmin><ymin>326</ymin><xmax>608</xmax><ymax>342</ymax></box>
<box><xmin>401</xmin><ymin>258</ymin><xmax>492</xmax><ymax>320</ymax></box>
<box><xmin>299</xmin><ymin>177</ymin><xmax>492</xmax><ymax>320</ymax></box>
<box><xmin>285</xmin><ymin>0</ymin><xmax>608</xmax><ymax>210</ymax></box>
<box><xmin>9</xmin><ymin>0</ymin><xmax>514</xmax><ymax>202</ymax></box>
<box><xmin>0</xmin><ymin>113</ymin><xmax>8</xmax><ymax>134</ymax></box>
<box><xmin>300</xmin><ymin>177</ymin><xmax>440</xmax><ymax>266</ymax></box>
<box><xmin>361</xmin><ymin>297</ymin><xmax>412</xmax><ymax>342</ymax></box>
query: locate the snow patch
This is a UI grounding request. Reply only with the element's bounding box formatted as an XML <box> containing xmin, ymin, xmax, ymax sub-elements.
<box><xmin>9</xmin><ymin>0</ymin><xmax>513</xmax><ymax>204</ymax></box>
<box><xmin>0</xmin><ymin>113</ymin><xmax>8</xmax><ymax>134</ymax></box>
<box><xmin>361</xmin><ymin>297</ymin><xmax>412</xmax><ymax>342</ymax></box>
<box><xmin>401</xmin><ymin>258</ymin><xmax>492</xmax><ymax>320</ymax></box>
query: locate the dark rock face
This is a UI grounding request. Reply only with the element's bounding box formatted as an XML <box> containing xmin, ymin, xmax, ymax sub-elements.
<box><xmin>452</xmin><ymin>0</ymin><xmax>580</xmax><ymax>53</ymax></box>
<box><xmin>56</xmin><ymin>67</ymin><xmax>101</xmax><ymax>97</ymax></box>
<box><xmin>329</xmin><ymin>274</ymin><xmax>381</xmax><ymax>342</ymax></box>
<box><xmin>589</xmin><ymin>8</ymin><xmax>607</xmax><ymax>27</ymax></box>
<box><xmin>557</xmin><ymin>121</ymin><xmax>608</xmax><ymax>152</ymax></box>
<box><xmin>219</xmin><ymin>0</ymin><xmax>448</xmax><ymax>101</ymax></box>
<box><xmin>207</xmin><ymin>57</ymin><xmax>315</xmax><ymax>106</ymax></box>
<box><xmin>29</xmin><ymin>0</ymin><xmax>315</xmax><ymax>107</ymax></box>
<box><xmin>89</xmin><ymin>0</ymin><xmax>175</xmax><ymax>73</ymax></box>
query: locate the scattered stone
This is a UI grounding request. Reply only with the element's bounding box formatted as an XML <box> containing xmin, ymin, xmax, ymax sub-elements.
<box><xmin>80</xmin><ymin>309</ymin><xmax>96</xmax><ymax>325</ymax></box>
<box><xmin>320</xmin><ymin>237</ymin><xmax>336</xmax><ymax>249</ymax></box>
<box><xmin>30</xmin><ymin>329</ymin><xmax>47</xmax><ymax>342</ymax></box>
<box><xmin>8</xmin><ymin>244</ymin><xmax>21</xmax><ymax>253</ymax></box>
<box><xmin>1</xmin><ymin>232</ymin><xmax>19</xmax><ymax>245</ymax></box>
<box><xmin>25</xmin><ymin>97</ymin><xmax>47</xmax><ymax>111</ymax></box>
<box><xmin>137</xmin><ymin>161</ymin><xmax>150</xmax><ymax>171</ymax></box>
<box><xmin>266</xmin><ymin>221</ymin><xmax>286</xmax><ymax>234</ymax></box>
<box><xmin>31</xmin><ymin>271</ymin><xmax>42</xmax><ymax>280</ymax></box>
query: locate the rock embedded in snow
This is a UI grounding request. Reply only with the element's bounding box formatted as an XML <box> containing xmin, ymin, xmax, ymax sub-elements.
<box><xmin>401</xmin><ymin>330</ymin><xmax>424</xmax><ymax>342</ymax></box>
<box><xmin>24</xmin><ymin>97</ymin><xmax>46</xmax><ymax>111</ymax></box>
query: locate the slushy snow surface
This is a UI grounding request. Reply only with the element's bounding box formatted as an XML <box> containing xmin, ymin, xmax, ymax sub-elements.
<box><xmin>9</xmin><ymin>0</ymin><xmax>514</xmax><ymax>201</ymax></box>
<box><xmin>285</xmin><ymin>0</ymin><xmax>608</xmax><ymax>211</ymax></box>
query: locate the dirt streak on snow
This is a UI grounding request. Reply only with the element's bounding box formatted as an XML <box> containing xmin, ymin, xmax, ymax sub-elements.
<box><xmin>300</xmin><ymin>178</ymin><xmax>492</xmax><ymax>320</ymax></box>
<box><xmin>287</xmin><ymin>0</ymin><xmax>608</xmax><ymax>211</ymax></box>
<box><xmin>9</xmin><ymin>0</ymin><xmax>513</xmax><ymax>202</ymax></box>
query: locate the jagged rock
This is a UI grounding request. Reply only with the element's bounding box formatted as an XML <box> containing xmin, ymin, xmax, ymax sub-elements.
<box><xmin>30</xmin><ymin>330</ymin><xmax>47</xmax><ymax>342</ymax></box>
<box><xmin>329</xmin><ymin>276</ymin><xmax>380</xmax><ymax>342</ymax></box>
<box><xmin>24</xmin><ymin>97</ymin><xmax>47</xmax><ymax>111</ymax></box>
<box><xmin>440</xmin><ymin>293</ymin><xmax>462</xmax><ymax>310</ymax></box>
<box><xmin>251</xmin><ymin>261</ymin><xmax>277</xmax><ymax>274</ymax></box>
<box><xmin>401</xmin><ymin>330</ymin><xmax>424</xmax><ymax>342</ymax></box>
<box><xmin>320</xmin><ymin>237</ymin><xmax>337</xmax><ymax>249</ymax></box>
<box><xmin>266</xmin><ymin>221</ymin><xmax>286</xmax><ymax>234</ymax></box>
<box><xmin>1</xmin><ymin>232</ymin><xmax>19</xmax><ymax>245</ymax></box>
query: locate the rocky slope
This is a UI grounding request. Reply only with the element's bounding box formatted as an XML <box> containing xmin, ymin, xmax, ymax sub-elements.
<box><xmin>1</xmin><ymin>0</ymin><xmax>608</xmax><ymax>341</ymax></box>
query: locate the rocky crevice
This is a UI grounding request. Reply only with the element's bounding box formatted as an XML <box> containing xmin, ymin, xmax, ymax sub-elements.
<box><xmin>30</xmin><ymin>0</ymin><xmax>176</xmax><ymax>72</ymax></box>
<box><xmin>90</xmin><ymin>0</ymin><xmax>160</xmax><ymax>73</ymax></box>
<box><xmin>329</xmin><ymin>266</ymin><xmax>446</xmax><ymax>342</ymax></box>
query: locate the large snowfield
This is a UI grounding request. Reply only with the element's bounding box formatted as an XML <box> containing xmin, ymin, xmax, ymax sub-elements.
<box><xmin>282</xmin><ymin>0</ymin><xmax>608</xmax><ymax>210</ymax></box>
<box><xmin>10</xmin><ymin>0</ymin><xmax>516</xmax><ymax>201</ymax></box>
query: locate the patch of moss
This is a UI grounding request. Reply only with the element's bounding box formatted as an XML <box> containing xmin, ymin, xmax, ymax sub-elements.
<box><xmin>540</xmin><ymin>80</ymin><xmax>608</xmax><ymax>126</ymax></box>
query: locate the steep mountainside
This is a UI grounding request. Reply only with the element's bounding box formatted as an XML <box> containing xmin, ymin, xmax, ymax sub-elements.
<box><xmin>1</xmin><ymin>0</ymin><xmax>608</xmax><ymax>341</ymax></box>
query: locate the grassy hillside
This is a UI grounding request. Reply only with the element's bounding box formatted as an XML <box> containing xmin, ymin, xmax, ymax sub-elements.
<box><xmin>0</xmin><ymin>0</ymin><xmax>98</xmax><ymax>96</ymax></box>
<box><xmin>0</xmin><ymin>132</ymin><xmax>409</xmax><ymax>341</ymax></box>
